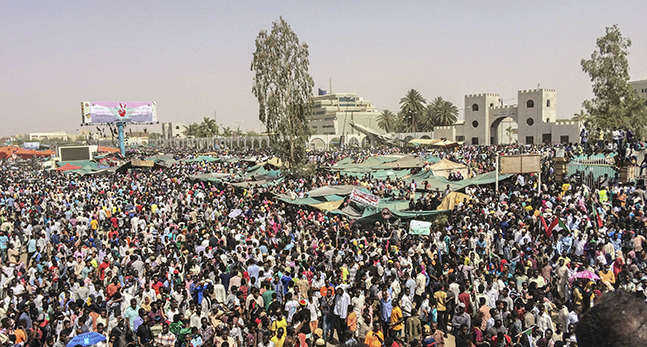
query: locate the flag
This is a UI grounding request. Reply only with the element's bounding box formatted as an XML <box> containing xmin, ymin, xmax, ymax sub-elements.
<box><xmin>546</xmin><ymin>217</ymin><xmax>568</xmax><ymax>238</ymax></box>
<box><xmin>539</xmin><ymin>211</ymin><xmax>548</xmax><ymax>231</ymax></box>
<box><xmin>592</xmin><ymin>204</ymin><xmax>603</xmax><ymax>227</ymax></box>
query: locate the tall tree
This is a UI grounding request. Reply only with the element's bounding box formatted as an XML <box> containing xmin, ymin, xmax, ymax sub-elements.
<box><xmin>581</xmin><ymin>24</ymin><xmax>647</xmax><ymax>138</ymax></box>
<box><xmin>376</xmin><ymin>109</ymin><xmax>396</xmax><ymax>133</ymax></box>
<box><xmin>426</xmin><ymin>96</ymin><xmax>459</xmax><ymax>129</ymax></box>
<box><xmin>399</xmin><ymin>89</ymin><xmax>427</xmax><ymax>132</ymax></box>
<box><xmin>571</xmin><ymin>110</ymin><xmax>589</xmax><ymax>122</ymax></box>
<box><xmin>183</xmin><ymin>123</ymin><xmax>200</xmax><ymax>138</ymax></box>
<box><xmin>200</xmin><ymin>117</ymin><xmax>219</xmax><ymax>137</ymax></box>
<box><xmin>251</xmin><ymin>17</ymin><xmax>314</xmax><ymax>168</ymax></box>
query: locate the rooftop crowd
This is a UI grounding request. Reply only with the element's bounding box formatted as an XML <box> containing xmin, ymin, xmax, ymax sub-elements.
<box><xmin>0</xmin><ymin>139</ymin><xmax>645</xmax><ymax>347</ymax></box>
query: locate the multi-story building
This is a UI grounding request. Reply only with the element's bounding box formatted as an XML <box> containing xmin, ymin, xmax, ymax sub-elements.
<box><xmin>630</xmin><ymin>79</ymin><xmax>647</xmax><ymax>99</ymax></box>
<box><xmin>309</xmin><ymin>93</ymin><xmax>382</xmax><ymax>137</ymax></box>
<box><xmin>29</xmin><ymin>132</ymin><xmax>69</xmax><ymax>141</ymax></box>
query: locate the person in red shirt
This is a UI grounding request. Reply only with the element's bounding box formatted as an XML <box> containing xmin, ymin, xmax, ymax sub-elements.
<box><xmin>99</xmin><ymin>259</ymin><xmax>111</xmax><ymax>281</ymax></box>
<box><xmin>491</xmin><ymin>332</ymin><xmax>512</xmax><ymax>347</ymax></box>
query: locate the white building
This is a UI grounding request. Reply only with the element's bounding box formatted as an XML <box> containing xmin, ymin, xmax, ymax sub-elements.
<box><xmin>161</xmin><ymin>122</ymin><xmax>187</xmax><ymax>139</ymax></box>
<box><xmin>29</xmin><ymin>132</ymin><xmax>69</xmax><ymax>141</ymax></box>
<box><xmin>309</xmin><ymin>93</ymin><xmax>382</xmax><ymax>140</ymax></box>
<box><xmin>630</xmin><ymin>79</ymin><xmax>647</xmax><ymax>99</ymax></box>
<box><xmin>434</xmin><ymin>88</ymin><xmax>581</xmax><ymax>145</ymax></box>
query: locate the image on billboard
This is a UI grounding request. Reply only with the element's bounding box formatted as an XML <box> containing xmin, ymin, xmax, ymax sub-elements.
<box><xmin>81</xmin><ymin>102</ymin><xmax>157</xmax><ymax>125</ymax></box>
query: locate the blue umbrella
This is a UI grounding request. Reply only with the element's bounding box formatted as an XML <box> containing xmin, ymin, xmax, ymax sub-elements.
<box><xmin>66</xmin><ymin>332</ymin><xmax>107</xmax><ymax>347</ymax></box>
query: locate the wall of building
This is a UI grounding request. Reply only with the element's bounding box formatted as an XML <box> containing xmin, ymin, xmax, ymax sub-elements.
<box><xmin>630</xmin><ymin>79</ymin><xmax>647</xmax><ymax>99</ymax></box>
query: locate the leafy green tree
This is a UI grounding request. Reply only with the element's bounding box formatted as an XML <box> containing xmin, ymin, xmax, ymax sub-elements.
<box><xmin>251</xmin><ymin>17</ymin><xmax>314</xmax><ymax>168</ymax></box>
<box><xmin>183</xmin><ymin>123</ymin><xmax>201</xmax><ymax>138</ymax></box>
<box><xmin>222</xmin><ymin>126</ymin><xmax>233</xmax><ymax>137</ymax></box>
<box><xmin>426</xmin><ymin>97</ymin><xmax>459</xmax><ymax>128</ymax></box>
<box><xmin>571</xmin><ymin>110</ymin><xmax>589</xmax><ymax>122</ymax></box>
<box><xmin>399</xmin><ymin>89</ymin><xmax>426</xmax><ymax>132</ymax></box>
<box><xmin>376</xmin><ymin>109</ymin><xmax>396</xmax><ymax>133</ymax></box>
<box><xmin>581</xmin><ymin>24</ymin><xmax>647</xmax><ymax>138</ymax></box>
<box><xmin>148</xmin><ymin>132</ymin><xmax>163</xmax><ymax>139</ymax></box>
<box><xmin>200</xmin><ymin>117</ymin><xmax>219</xmax><ymax>137</ymax></box>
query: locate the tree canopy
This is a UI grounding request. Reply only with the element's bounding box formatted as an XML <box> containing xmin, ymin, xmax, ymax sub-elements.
<box><xmin>251</xmin><ymin>17</ymin><xmax>314</xmax><ymax>168</ymax></box>
<box><xmin>399</xmin><ymin>89</ymin><xmax>427</xmax><ymax>132</ymax></box>
<box><xmin>581</xmin><ymin>24</ymin><xmax>647</xmax><ymax>138</ymax></box>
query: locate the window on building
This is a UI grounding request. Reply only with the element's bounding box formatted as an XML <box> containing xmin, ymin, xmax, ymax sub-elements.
<box><xmin>456</xmin><ymin>136</ymin><xmax>465</xmax><ymax>142</ymax></box>
<box><xmin>526</xmin><ymin>118</ymin><xmax>534</xmax><ymax>126</ymax></box>
<box><xmin>525</xmin><ymin>136</ymin><xmax>534</xmax><ymax>144</ymax></box>
<box><xmin>527</xmin><ymin>100</ymin><xmax>534</xmax><ymax>108</ymax></box>
<box><xmin>175</xmin><ymin>126</ymin><xmax>180</xmax><ymax>130</ymax></box>
<box><xmin>546</xmin><ymin>99</ymin><xmax>551</xmax><ymax>107</ymax></box>
<box><xmin>471</xmin><ymin>137</ymin><xmax>479</xmax><ymax>145</ymax></box>
<box><xmin>560</xmin><ymin>135</ymin><xmax>570</xmax><ymax>143</ymax></box>
<box><xmin>490</xmin><ymin>103</ymin><xmax>494</xmax><ymax>108</ymax></box>
<box><xmin>472</xmin><ymin>120</ymin><xmax>479</xmax><ymax>128</ymax></box>
<box><xmin>472</xmin><ymin>103</ymin><xmax>479</xmax><ymax>111</ymax></box>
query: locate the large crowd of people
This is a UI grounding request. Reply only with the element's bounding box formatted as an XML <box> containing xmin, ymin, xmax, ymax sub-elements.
<box><xmin>0</xmin><ymin>141</ymin><xmax>645</xmax><ymax>347</ymax></box>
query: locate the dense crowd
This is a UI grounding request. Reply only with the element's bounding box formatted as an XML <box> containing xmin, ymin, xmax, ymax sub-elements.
<box><xmin>0</xmin><ymin>141</ymin><xmax>645</xmax><ymax>347</ymax></box>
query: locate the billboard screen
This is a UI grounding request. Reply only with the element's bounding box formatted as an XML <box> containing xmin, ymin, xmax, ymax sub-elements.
<box><xmin>24</xmin><ymin>142</ymin><xmax>40</xmax><ymax>150</ymax></box>
<box><xmin>59</xmin><ymin>146</ymin><xmax>92</xmax><ymax>161</ymax></box>
<box><xmin>500</xmin><ymin>154</ymin><xmax>541</xmax><ymax>174</ymax></box>
<box><xmin>81</xmin><ymin>102</ymin><xmax>157</xmax><ymax>125</ymax></box>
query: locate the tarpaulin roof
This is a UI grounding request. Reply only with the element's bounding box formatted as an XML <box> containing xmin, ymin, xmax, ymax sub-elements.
<box><xmin>408</xmin><ymin>138</ymin><xmax>442</xmax><ymax>145</ymax></box>
<box><xmin>428</xmin><ymin>158</ymin><xmax>468</xmax><ymax>178</ymax></box>
<box><xmin>58</xmin><ymin>161</ymin><xmax>99</xmax><ymax>169</ymax></box>
<box><xmin>305</xmin><ymin>185</ymin><xmax>364</xmax><ymax>198</ymax></box>
<box><xmin>14</xmin><ymin>148</ymin><xmax>54</xmax><ymax>158</ymax></box>
<box><xmin>56</xmin><ymin>163</ymin><xmax>82</xmax><ymax>171</ymax></box>
<box><xmin>437</xmin><ymin>191</ymin><xmax>471</xmax><ymax>210</ymax></box>
<box><xmin>97</xmin><ymin>146</ymin><xmax>120</xmax><ymax>153</ymax></box>
<box><xmin>188</xmin><ymin>173</ymin><xmax>234</xmax><ymax>182</ymax></box>
<box><xmin>377</xmin><ymin>155</ymin><xmax>427</xmax><ymax>169</ymax></box>
<box><xmin>182</xmin><ymin>155</ymin><xmax>219</xmax><ymax>163</ymax></box>
<box><xmin>0</xmin><ymin>146</ymin><xmax>18</xmax><ymax>159</ymax></box>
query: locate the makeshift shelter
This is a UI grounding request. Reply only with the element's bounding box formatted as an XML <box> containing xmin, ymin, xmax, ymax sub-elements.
<box><xmin>56</xmin><ymin>163</ymin><xmax>82</xmax><ymax>171</ymax></box>
<box><xmin>437</xmin><ymin>191</ymin><xmax>471</xmax><ymax>210</ymax></box>
<box><xmin>428</xmin><ymin>158</ymin><xmax>469</xmax><ymax>178</ymax></box>
<box><xmin>431</xmin><ymin>140</ymin><xmax>463</xmax><ymax>148</ymax></box>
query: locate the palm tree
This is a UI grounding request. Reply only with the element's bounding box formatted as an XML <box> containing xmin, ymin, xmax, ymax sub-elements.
<box><xmin>376</xmin><ymin>110</ymin><xmax>396</xmax><ymax>133</ymax></box>
<box><xmin>183</xmin><ymin>123</ymin><xmax>201</xmax><ymax>138</ymax></box>
<box><xmin>399</xmin><ymin>89</ymin><xmax>427</xmax><ymax>132</ymax></box>
<box><xmin>222</xmin><ymin>126</ymin><xmax>233</xmax><ymax>137</ymax></box>
<box><xmin>572</xmin><ymin>110</ymin><xmax>589</xmax><ymax>122</ymax></box>
<box><xmin>200</xmin><ymin>117</ymin><xmax>218</xmax><ymax>137</ymax></box>
<box><xmin>427</xmin><ymin>97</ymin><xmax>459</xmax><ymax>127</ymax></box>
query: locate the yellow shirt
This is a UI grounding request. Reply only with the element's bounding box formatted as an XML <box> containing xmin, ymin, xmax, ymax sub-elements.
<box><xmin>364</xmin><ymin>330</ymin><xmax>384</xmax><ymax>347</ymax></box>
<box><xmin>600</xmin><ymin>270</ymin><xmax>615</xmax><ymax>284</ymax></box>
<box><xmin>271</xmin><ymin>318</ymin><xmax>287</xmax><ymax>333</ymax></box>
<box><xmin>90</xmin><ymin>219</ymin><xmax>98</xmax><ymax>230</ymax></box>
<box><xmin>271</xmin><ymin>335</ymin><xmax>285</xmax><ymax>347</ymax></box>
<box><xmin>434</xmin><ymin>291</ymin><xmax>447</xmax><ymax>312</ymax></box>
<box><xmin>391</xmin><ymin>306</ymin><xmax>403</xmax><ymax>331</ymax></box>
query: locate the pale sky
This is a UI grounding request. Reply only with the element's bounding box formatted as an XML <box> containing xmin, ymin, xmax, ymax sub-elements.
<box><xmin>1</xmin><ymin>1</ymin><xmax>646</xmax><ymax>137</ymax></box>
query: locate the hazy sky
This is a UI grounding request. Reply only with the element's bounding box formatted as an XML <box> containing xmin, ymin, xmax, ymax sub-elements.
<box><xmin>1</xmin><ymin>1</ymin><xmax>646</xmax><ymax>137</ymax></box>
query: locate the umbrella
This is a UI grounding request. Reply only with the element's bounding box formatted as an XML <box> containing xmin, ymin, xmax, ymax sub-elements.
<box><xmin>573</xmin><ymin>270</ymin><xmax>600</xmax><ymax>281</ymax></box>
<box><xmin>66</xmin><ymin>332</ymin><xmax>107</xmax><ymax>347</ymax></box>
